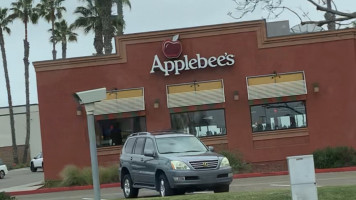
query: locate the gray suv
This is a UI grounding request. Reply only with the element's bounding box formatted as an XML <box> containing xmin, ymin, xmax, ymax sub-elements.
<box><xmin>119</xmin><ymin>132</ymin><xmax>233</xmax><ymax>198</ymax></box>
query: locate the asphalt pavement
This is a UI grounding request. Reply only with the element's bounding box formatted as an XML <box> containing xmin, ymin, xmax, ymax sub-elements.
<box><xmin>0</xmin><ymin>168</ymin><xmax>44</xmax><ymax>193</ymax></box>
<box><xmin>2</xmin><ymin>168</ymin><xmax>356</xmax><ymax>200</ymax></box>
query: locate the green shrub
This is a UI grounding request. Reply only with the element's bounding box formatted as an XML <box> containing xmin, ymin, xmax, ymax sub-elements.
<box><xmin>219</xmin><ymin>150</ymin><xmax>251</xmax><ymax>173</ymax></box>
<box><xmin>60</xmin><ymin>165</ymin><xmax>90</xmax><ymax>186</ymax></box>
<box><xmin>313</xmin><ymin>146</ymin><xmax>356</xmax><ymax>169</ymax></box>
<box><xmin>0</xmin><ymin>192</ymin><xmax>16</xmax><ymax>200</ymax></box>
<box><xmin>59</xmin><ymin>165</ymin><xmax>119</xmax><ymax>187</ymax></box>
<box><xmin>99</xmin><ymin>165</ymin><xmax>119</xmax><ymax>184</ymax></box>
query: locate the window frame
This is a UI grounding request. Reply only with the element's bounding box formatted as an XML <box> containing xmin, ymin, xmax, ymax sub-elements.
<box><xmin>95</xmin><ymin>115</ymin><xmax>147</xmax><ymax>148</ymax></box>
<box><xmin>170</xmin><ymin>108</ymin><xmax>227</xmax><ymax>138</ymax></box>
<box><xmin>249</xmin><ymin>100</ymin><xmax>308</xmax><ymax>134</ymax></box>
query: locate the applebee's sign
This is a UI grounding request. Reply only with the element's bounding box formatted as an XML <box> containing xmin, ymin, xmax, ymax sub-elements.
<box><xmin>150</xmin><ymin>35</ymin><xmax>235</xmax><ymax>76</ymax></box>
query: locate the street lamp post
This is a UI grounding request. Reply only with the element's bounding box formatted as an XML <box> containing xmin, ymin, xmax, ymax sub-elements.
<box><xmin>73</xmin><ymin>88</ymin><xmax>106</xmax><ymax>200</ymax></box>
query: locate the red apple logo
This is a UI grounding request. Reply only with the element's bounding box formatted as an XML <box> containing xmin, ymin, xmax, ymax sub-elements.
<box><xmin>162</xmin><ymin>34</ymin><xmax>182</xmax><ymax>59</ymax></box>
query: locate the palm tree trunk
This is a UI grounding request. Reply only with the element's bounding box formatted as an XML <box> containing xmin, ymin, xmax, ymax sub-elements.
<box><xmin>98</xmin><ymin>0</ymin><xmax>113</xmax><ymax>54</ymax></box>
<box><xmin>116</xmin><ymin>0</ymin><xmax>123</xmax><ymax>36</ymax></box>
<box><xmin>0</xmin><ymin>30</ymin><xmax>19</xmax><ymax>164</ymax></box>
<box><xmin>23</xmin><ymin>22</ymin><xmax>31</xmax><ymax>164</ymax></box>
<box><xmin>94</xmin><ymin>27</ymin><xmax>103</xmax><ymax>55</ymax></box>
<box><xmin>62</xmin><ymin>40</ymin><xmax>66</xmax><ymax>59</ymax></box>
<box><xmin>52</xmin><ymin>11</ymin><xmax>57</xmax><ymax>60</ymax></box>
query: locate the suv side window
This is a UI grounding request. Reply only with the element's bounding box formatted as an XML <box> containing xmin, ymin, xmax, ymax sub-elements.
<box><xmin>133</xmin><ymin>137</ymin><xmax>145</xmax><ymax>155</ymax></box>
<box><xmin>143</xmin><ymin>138</ymin><xmax>155</xmax><ymax>155</ymax></box>
<box><xmin>124</xmin><ymin>138</ymin><xmax>136</xmax><ymax>154</ymax></box>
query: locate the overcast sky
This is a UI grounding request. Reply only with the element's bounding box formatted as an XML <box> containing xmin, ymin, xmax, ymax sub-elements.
<box><xmin>0</xmin><ymin>0</ymin><xmax>354</xmax><ymax>107</ymax></box>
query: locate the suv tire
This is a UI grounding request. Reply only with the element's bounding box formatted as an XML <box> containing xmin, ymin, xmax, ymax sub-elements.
<box><xmin>214</xmin><ymin>185</ymin><xmax>229</xmax><ymax>193</ymax></box>
<box><xmin>0</xmin><ymin>170</ymin><xmax>4</xmax><ymax>179</ymax></box>
<box><xmin>122</xmin><ymin>174</ymin><xmax>139</xmax><ymax>198</ymax></box>
<box><xmin>159</xmin><ymin>174</ymin><xmax>173</xmax><ymax>197</ymax></box>
<box><xmin>30</xmin><ymin>162</ymin><xmax>37</xmax><ymax>172</ymax></box>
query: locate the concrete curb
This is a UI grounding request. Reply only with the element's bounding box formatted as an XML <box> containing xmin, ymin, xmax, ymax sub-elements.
<box><xmin>9</xmin><ymin>166</ymin><xmax>356</xmax><ymax>196</ymax></box>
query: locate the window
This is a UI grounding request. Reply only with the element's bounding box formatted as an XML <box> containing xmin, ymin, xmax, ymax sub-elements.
<box><xmin>134</xmin><ymin>138</ymin><xmax>145</xmax><ymax>155</ymax></box>
<box><xmin>124</xmin><ymin>138</ymin><xmax>136</xmax><ymax>154</ymax></box>
<box><xmin>156</xmin><ymin>136</ymin><xmax>208</xmax><ymax>154</ymax></box>
<box><xmin>171</xmin><ymin>109</ymin><xmax>226</xmax><ymax>137</ymax></box>
<box><xmin>143</xmin><ymin>138</ymin><xmax>155</xmax><ymax>155</ymax></box>
<box><xmin>95</xmin><ymin>116</ymin><xmax>146</xmax><ymax>147</ymax></box>
<box><xmin>250</xmin><ymin>101</ymin><xmax>307</xmax><ymax>133</ymax></box>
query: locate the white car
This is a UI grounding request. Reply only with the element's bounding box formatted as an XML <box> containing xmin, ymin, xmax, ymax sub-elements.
<box><xmin>30</xmin><ymin>152</ymin><xmax>43</xmax><ymax>172</ymax></box>
<box><xmin>0</xmin><ymin>159</ymin><xmax>8</xmax><ymax>179</ymax></box>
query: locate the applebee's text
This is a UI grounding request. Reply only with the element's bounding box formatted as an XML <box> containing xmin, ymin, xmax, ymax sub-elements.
<box><xmin>150</xmin><ymin>53</ymin><xmax>235</xmax><ymax>76</ymax></box>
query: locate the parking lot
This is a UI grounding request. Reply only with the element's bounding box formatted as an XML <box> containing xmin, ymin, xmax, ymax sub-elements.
<box><xmin>0</xmin><ymin>168</ymin><xmax>44</xmax><ymax>193</ymax></box>
<box><xmin>1</xmin><ymin>168</ymin><xmax>356</xmax><ymax>200</ymax></box>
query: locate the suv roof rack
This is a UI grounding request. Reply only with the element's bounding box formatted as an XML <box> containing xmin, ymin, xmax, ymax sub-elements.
<box><xmin>149</xmin><ymin>129</ymin><xmax>186</xmax><ymax>134</ymax></box>
<box><xmin>128</xmin><ymin>132</ymin><xmax>151</xmax><ymax>137</ymax></box>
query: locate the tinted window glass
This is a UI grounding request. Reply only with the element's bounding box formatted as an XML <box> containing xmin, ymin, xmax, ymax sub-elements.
<box><xmin>156</xmin><ymin>136</ymin><xmax>207</xmax><ymax>154</ymax></box>
<box><xmin>124</xmin><ymin>138</ymin><xmax>136</xmax><ymax>154</ymax></box>
<box><xmin>95</xmin><ymin>116</ymin><xmax>147</xmax><ymax>147</ymax></box>
<box><xmin>143</xmin><ymin>139</ymin><xmax>155</xmax><ymax>155</ymax></box>
<box><xmin>134</xmin><ymin>138</ymin><xmax>145</xmax><ymax>155</ymax></box>
<box><xmin>250</xmin><ymin>101</ymin><xmax>307</xmax><ymax>133</ymax></box>
<box><xmin>171</xmin><ymin>109</ymin><xmax>226</xmax><ymax>137</ymax></box>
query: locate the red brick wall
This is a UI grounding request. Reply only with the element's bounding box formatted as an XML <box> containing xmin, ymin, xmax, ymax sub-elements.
<box><xmin>0</xmin><ymin>145</ymin><xmax>30</xmax><ymax>166</ymax></box>
<box><xmin>250</xmin><ymin>160</ymin><xmax>288</xmax><ymax>173</ymax></box>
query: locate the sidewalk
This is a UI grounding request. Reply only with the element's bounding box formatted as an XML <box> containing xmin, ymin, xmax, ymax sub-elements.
<box><xmin>7</xmin><ymin>166</ymin><xmax>356</xmax><ymax>196</ymax></box>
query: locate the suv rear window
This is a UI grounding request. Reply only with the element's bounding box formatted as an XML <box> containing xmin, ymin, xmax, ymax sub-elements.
<box><xmin>124</xmin><ymin>138</ymin><xmax>136</xmax><ymax>154</ymax></box>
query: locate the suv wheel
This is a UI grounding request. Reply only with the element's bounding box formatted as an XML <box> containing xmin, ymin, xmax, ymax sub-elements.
<box><xmin>122</xmin><ymin>174</ymin><xmax>138</xmax><ymax>198</ymax></box>
<box><xmin>214</xmin><ymin>185</ymin><xmax>229</xmax><ymax>193</ymax></box>
<box><xmin>0</xmin><ymin>171</ymin><xmax>4</xmax><ymax>179</ymax></box>
<box><xmin>159</xmin><ymin>174</ymin><xmax>173</xmax><ymax>197</ymax></box>
<box><xmin>30</xmin><ymin>162</ymin><xmax>37</xmax><ymax>172</ymax></box>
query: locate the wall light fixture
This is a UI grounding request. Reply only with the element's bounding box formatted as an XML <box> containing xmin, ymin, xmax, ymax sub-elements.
<box><xmin>154</xmin><ymin>99</ymin><xmax>160</xmax><ymax>108</ymax></box>
<box><xmin>312</xmin><ymin>82</ymin><xmax>319</xmax><ymax>93</ymax></box>
<box><xmin>233</xmin><ymin>91</ymin><xmax>239</xmax><ymax>101</ymax></box>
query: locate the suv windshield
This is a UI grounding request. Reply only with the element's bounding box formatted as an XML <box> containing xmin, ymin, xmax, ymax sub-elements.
<box><xmin>156</xmin><ymin>136</ymin><xmax>208</xmax><ymax>154</ymax></box>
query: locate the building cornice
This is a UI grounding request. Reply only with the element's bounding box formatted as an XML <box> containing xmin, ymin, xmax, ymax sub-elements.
<box><xmin>33</xmin><ymin>20</ymin><xmax>356</xmax><ymax>72</ymax></box>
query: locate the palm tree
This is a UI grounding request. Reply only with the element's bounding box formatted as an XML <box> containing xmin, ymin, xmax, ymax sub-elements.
<box><xmin>74</xmin><ymin>0</ymin><xmax>124</xmax><ymax>55</ymax></box>
<box><xmin>11</xmin><ymin>0</ymin><xmax>39</xmax><ymax>164</ymax></box>
<box><xmin>36</xmin><ymin>0</ymin><xmax>66</xmax><ymax>60</ymax></box>
<box><xmin>0</xmin><ymin>8</ymin><xmax>18</xmax><ymax>165</ymax></box>
<box><xmin>113</xmin><ymin>0</ymin><xmax>131</xmax><ymax>36</ymax></box>
<box><xmin>50</xmin><ymin>20</ymin><xmax>78</xmax><ymax>59</ymax></box>
<box><xmin>73</xmin><ymin>0</ymin><xmax>103</xmax><ymax>55</ymax></box>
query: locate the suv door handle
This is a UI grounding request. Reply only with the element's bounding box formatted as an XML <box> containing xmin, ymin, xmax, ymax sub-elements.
<box><xmin>140</xmin><ymin>158</ymin><xmax>143</xmax><ymax>162</ymax></box>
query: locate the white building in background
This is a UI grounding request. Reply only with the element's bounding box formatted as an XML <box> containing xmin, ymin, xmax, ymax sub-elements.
<box><xmin>0</xmin><ymin>104</ymin><xmax>42</xmax><ymax>160</ymax></box>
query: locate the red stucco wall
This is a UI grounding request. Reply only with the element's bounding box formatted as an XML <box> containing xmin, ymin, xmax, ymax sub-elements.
<box><xmin>35</xmin><ymin>22</ymin><xmax>356</xmax><ymax>180</ymax></box>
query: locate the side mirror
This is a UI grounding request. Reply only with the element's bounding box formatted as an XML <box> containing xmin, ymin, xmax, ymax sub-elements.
<box><xmin>144</xmin><ymin>150</ymin><xmax>156</xmax><ymax>157</ymax></box>
<box><xmin>208</xmin><ymin>146</ymin><xmax>214</xmax><ymax>152</ymax></box>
